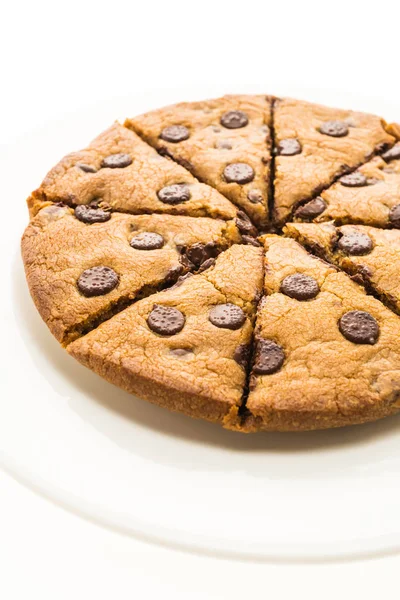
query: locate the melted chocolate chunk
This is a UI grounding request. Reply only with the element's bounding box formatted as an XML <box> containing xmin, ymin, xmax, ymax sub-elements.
<box><xmin>101</xmin><ymin>153</ymin><xmax>132</xmax><ymax>168</ymax></box>
<box><xmin>183</xmin><ymin>242</ymin><xmax>218</xmax><ymax>268</ymax></box>
<box><xmin>337</xmin><ymin>231</ymin><xmax>373</xmax><ymax>256</ymax></box>
<box><xmin>247</xmin><ymin>189</ymin><xmax>263</xmax><ymax>204</ymax></box>
<box><xmin>382</xmin><ymin>144</ymin><xmax>400</xmax><ymax>162</ymax></box>
<box><xmin>220</xmin><ymin>110</ymin><xmax>249</xmax><ymax>129</ymax></box>
<box><xmin>319</xmin><ymin>120</ymin><xmax>349</xmax><ymax>137</ymax></box>
<box><xmin>242</xmin><ymin>235</ymin><xmax>261</xmax><ymax>247</ymax></box>
<box><xmin>389</xmin><ymin>205</ymin><xmax>400</xmax><ymax>228</ymax></box>
<box><xmin>235</xmin><ymin>210</ymin><xmax>258</xmax><ymax>237</ymax></box>
<box><xmin>147</xmin><ymin>305</ymin><xmax>185</xmax><ymax>336</ymax></box>
<box><xmin>294</xmin><ymin>197</ymin><xmax>327</xmax><ymax>220</ymax></box>
<box><xmin>277</xmin><ymin>138</ymin><xmax>302</xmax><ymax>156</ymax></box>
<box><xmin>74</xmin><ymin>205</ymin><xmax>111</xmax><ymax>224</ymax></box>
<box><xmin>339</xmin><ymin>172</ymin><xmax>368</xmax><ymax>187</ymax></box>
<box><xmin>77</xmin><ymin>266</ymin><xmax>119</xmax><ymax>297</ymax></box>
<box><xmin>209</xmin><ymin>304</ymin><xmax>246</xmax><ymax>330</ymax></box>
<box><xmin>280</xmin><ymin>274</ymin><xmax>320</xmax><ymax>300</ymax></box>
<box><xmin>224</xmin><ymin>163</ymin><xmax>255</xmax><ymax>184</ymax></box>
<box><xmin>157</xmin><ymin>183</ymin><xmax>191</xmax><ymax>205</ymax></box>
<box><xmin>234</xmin><ymin>344</ymin><xmax>251</xmax><ymax>370</ymax></box>
<box><xmin>130</xmin><ymin>232</ymin><xmax>165</xmax><ymax>250</ymax></box>
<box><xmin>253</xmin><ymin>338</ymin><xmax>285</xmax><ymax>375</ymax></box>
<box><xmin>160</xmin><ymin>125</ymin><xmax>190</xmax><ymax>143</ymax></box>
<box><xmin>77</xmin><ymin>163</ymin><xmax>97</xmax><ymax>173</ymax></box>
<box><xmin>339</xmin><ymin>310</ymin><xmax>379</xmax><ymax>345</ymax></box>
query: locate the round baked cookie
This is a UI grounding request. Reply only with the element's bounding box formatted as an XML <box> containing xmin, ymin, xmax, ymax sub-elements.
<box><xmin>22</xmin><ymin>93</ymin><xmax>400</xmax><ymax>433</ymax></box>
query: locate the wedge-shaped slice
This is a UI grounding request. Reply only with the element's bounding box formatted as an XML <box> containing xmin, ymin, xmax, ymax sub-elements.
<box><xmin>293</xmin><ymin>149</ymin><xmax>400</xmax><ymax>227</ymax></box>
<box><xmin>285</xmin><ymin>221</ymin><xmax>400</xmax><ymax>315</ymax></box>
<box><xmin>68</xmin><ymin>245</ymin><xmax>263</xmax><ymax>426</ymax></box>
<box><xmin>27</xmin><ymin>123</ymin><xmax>237</xmax><ymax>221</ymax></box>
<box><xmin>274</xmin><ymin>97</ymin><xmax>394</xmax><ymax>225</ymax></box>
<box><xmin>244</xmin><ymin>236</ymin><xmax>400</xmax><ymax>432</ymax></box>
<box><xmin>21</xmin><ymin>204</ymin><xmax>240</xmax><ymax>345</ymax></box>
<box><xmin>126</xmin><ymin>95</ymin><xmax>273</xmax><ymax>227</ymax></box>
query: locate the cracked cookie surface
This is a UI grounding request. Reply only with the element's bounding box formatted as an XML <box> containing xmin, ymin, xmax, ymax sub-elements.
<box><xmin>22</xmin><ymin>205</ymin><xmax>240</xmax><ymax>344</ymax></box>
<box><xmin>243</xmin><ymin>236</ymin><xmax>400</xmax><ymax>431</ymax></box>
<box><xmin>293</xmin><ymin>153</ymin><xmax>400</xmax><ymax>227</ymax></box>
<box><xmin>274</xmin><ymin>98</ymin><xmax>394</xmax><ymax>225</ymax></box>
<box><xmin>126</xmin><ymin>95</ymin><xmax>273</xmax><ymax>227</ymax></box>
<box><xmin>285</xmin><ymin>221</ymin><xmax>400</xmax><ymax>316</ymax></box>
<box><xmin>67</xmin><ymin>245</ymin><xmax>263</xmax><ymax>426</ymax></box>
<box><xmin>28</xmin><ymin>123</ymin><xmax>238</xmax><ymax>221</ymax></box>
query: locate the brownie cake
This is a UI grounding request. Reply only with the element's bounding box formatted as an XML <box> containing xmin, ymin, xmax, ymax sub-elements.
<box><xmin>22</xmin><ymin>94</ymin><xmax>400</xmax><ymax>432</ymax></box>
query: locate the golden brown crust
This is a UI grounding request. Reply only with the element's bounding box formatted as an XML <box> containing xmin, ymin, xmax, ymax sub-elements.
<box><xmin>21</xmin><ymin>95</ymin><xmax>400</xmax><ymax>433</ymax></box>
<box><xmin>21</xmin><ymin>205</ymin><xmax>240</xmax><ymax>344</ymax></box>
<box><xmin>245</xmin><ymin>236</ymin><xmax>400</xmax><ymax>431</ymax></box>
<box><xmin>67</xmin><ymin>245</ymin><xmax>264</xmax><ymax>424</ymax></box>
<box><xmin>28</xmin><ymin>122</ymin><xmax>238</xmax><ymax>220</ymax></box>
<box><xmin>305</xmin><ymin>157</ymin><xmax>400</xmax><ymax>227</ymax></box>
<box><xmin>274</xmin><ymin>98</ymin><xmax>394</xmax><ymax>225</ymax></box>
<box><xmin>285</xmin><ymin>221</ymin><xmax>400</xmax><ymax>315</ymax></box>
<box><xmin>126</xmin><ymin>95</ymin><xmax>273</xmax><ymax>227</ymax></box>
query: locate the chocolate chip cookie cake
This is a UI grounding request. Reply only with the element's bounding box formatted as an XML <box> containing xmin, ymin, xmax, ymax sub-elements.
<box><xmin>22</xmin><ymin>94</ymin><xmax>400</xmax><ymax>432</ymax></box>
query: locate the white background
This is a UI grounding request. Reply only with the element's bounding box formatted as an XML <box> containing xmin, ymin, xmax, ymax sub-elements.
<box><xmin>2</xmin><ymin>1</ymin><xmax>400</xmax><ymax>598</ymax></box>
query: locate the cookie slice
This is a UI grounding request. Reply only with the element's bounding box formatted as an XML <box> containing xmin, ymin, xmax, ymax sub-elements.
<box><xmin>293</xmin><ymin>150</ymin><xmax>400</xmax><ymax>227</ymax></box>
<box><xmin>126</xmin><ymin>95</ymin><xmax>273</xmax><ymax>227</ymax></box>
<box><xmin>27</xmin><ymin>123</ymin><xmax>237</xmax><ymax>221</ymax></box>
<box><xmin>244</xmin><ymin>235</ymin><xmax>400</xmax><ymax>431</ymax></box>
<box><xmin>285</xmin><ymin>221</ymin><xmax>400</xmax><ymax>315</ymax></box>
<box><xmin>21</xmin><ymin>205</ymin><xmax>241</xmax><ymax>345</ymax></box>
<box><xmin>274</xmin><ymin>97</ymin><xmax>394</xmax><ymax>225</ymax></box>
<box><xmin>68</xmin><ymin>245</ymin><xmax>263</xmax><ymax>426</ymax></box>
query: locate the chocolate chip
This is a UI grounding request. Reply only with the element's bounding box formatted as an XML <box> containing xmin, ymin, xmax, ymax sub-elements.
<box><xmin>339</xmin><ymin>310</ymin><xmax>379</xmax><ymax>345</ymax></box>
<box><xmin>130</xmin><ymin>232</ymin><xmax>165</xmax><ymax>250</ymax></box>
<box><xmin>147</xmin><ymin>305</ymin><xmax>185</xmax><ymax>336</ymax></box>
<box><xmin>157</xmin><ymin>183</ymin><xmax>191</xmax><ymax>205</ymax></box>
<box><xmin>215</xmin><ymin>140</ymin><xmax>233</xmax><ymax>150</ymax></box>
<box><xmin>319</xmin><ymin>121</ymin><xmax>349</xmax><ymax>138</ymax></box>
<box><xmin>234</xmin><ymin>344</ymin><xmax>251</xmax><ymax>370</ymax></box>
<box><xmin>74</xmin><ymin>205</ymin><xmax>111</xmax><ymax>224</ymax></box>
<box><xmin>77</xmin><ymin>163</ymin><xmax>97</xmax><ymax>173</ymax></box>
<box><xmin>198</xmin><ymin>258</ymin><xmax>216</xmax><ymax>272</ymax></box>
<box><xmin>235</xmin><ymin>210</ymin><xmax>258</xmax><ymax>237</ymax></box>
<box><xmin>247</xmin><ymin>189</ymin><xmax>263</xmax><ymax>204</ymax></box>
<box><xmin>169</xmin><ymin>348</ymin><xmax>193</xmax><ymax>358</ymax></box>
<box><xmin>164</xmin><ymin>265</ymin><xmax>184</xmax><ymax>286</ymax></box>
<box><xmin>389</xmin><ymin>205</ymin><xmax>400</xmax><ymax>228</ymax></box>
<box><xmin>77</xmin><ymin>266</ymin><xmax>119</xmax><ymax>297</ymax></box>
<box><xmin>160</xmin><ymin>125</ymin><xmax>190</xmax><ymax>143</ymax></box>
<box><xmin>184</xmin><ymin>242</ymin><xmax>218</xmax><ymax>268</ymax></box>
<box><xmin>242</xmin><ymin>235</ymin><xmax>261</xmax><ymax>247</ymax></box>
<box><xmin>253</xmin><ymin>338</ymin><xmax>285</xmax><ymax>375</ymax></box>
<box><xmin>382</xmin><ymin>144</ymin><xmax>400</xmax><ymax>162</ymax></box>
<box><xmin>209</xmin><ymin>304</ymin><xmax>246</xmax><ymax>330</ymax></box>
<box><xmin>224</xmin><ymin>163</ymin><xmax>255</xmax><ymax>184</ymax></box>
<box><xmin>101</xmin><ymin>153</ymin><xmax>132</xmax><ymax>169</ymax></box>
<box><xmin>280</xmin><ymin>274</ymin><xmax>320</xmax><ymax>300</ymax></box>
<box><xmin>277</xmin><ymin>138</ymin><xmax>302</xmax><ymax>156</ymax></box>
<box><xmin>220</xmin><ymin>110</ymin><xmax>249</xmax><ymax>129</ymax></box>
<box><xmin>337</xmin><ymin>231</ymin><xmax>373</xmax><ymax>255</ymax></box>
<box><xmin>339</xmin><ymin>172</ymin><xmax>368</xmax><ymax>187</ymax></box>
<box><xmin>294</xmin><ymin>197</ymin><xmax>327</xmax><ymax>220</ymax></box>
<box><xmin>168</xmin><ymin>272</ymin><xmax>193</xmax><ymax>290</ymax></box>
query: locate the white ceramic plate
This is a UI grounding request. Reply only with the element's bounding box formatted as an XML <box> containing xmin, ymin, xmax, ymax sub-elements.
<box><xmin>2</xmin><ymin>86</ymin><xmax>400</xmax><ymax>563</ymax></box>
